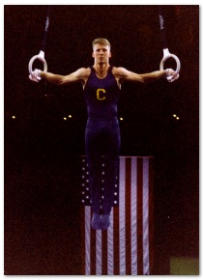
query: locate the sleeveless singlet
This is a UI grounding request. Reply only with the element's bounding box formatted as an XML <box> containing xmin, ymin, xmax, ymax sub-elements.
<box><xmin>83</xmin><ymin>66</ymin><xmax>121</xmax><ymax>120</ymax></box>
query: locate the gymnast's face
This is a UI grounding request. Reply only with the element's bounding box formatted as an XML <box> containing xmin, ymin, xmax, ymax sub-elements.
<box><xmin>92</xmin><ymin>44</ymin><xmax>111</xmax><ymax>64</ymax></box>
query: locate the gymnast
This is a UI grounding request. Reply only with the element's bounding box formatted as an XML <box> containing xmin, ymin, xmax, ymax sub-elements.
<box><xmin>29</xmin><ymin>37</ymin><xmax>179</xmax><ymax>230</ymax></box>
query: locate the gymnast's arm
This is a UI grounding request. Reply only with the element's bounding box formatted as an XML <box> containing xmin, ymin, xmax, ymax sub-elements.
<box><xmin>113</xmin><ymin>67</ymin><xmax>178</xmax><ymax>83</ymax></box>
<box><xmin>29</xmin><ymin>67</ymin><xmax>90</xmax><ymax>85</ymax></box>
<box><xmin>41</xmin><ymin>67</ymin><xmax>90</xmax><ymax>85</ymax></box>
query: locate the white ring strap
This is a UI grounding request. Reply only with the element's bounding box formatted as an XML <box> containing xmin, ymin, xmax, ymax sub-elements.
<box><xmin>28</xmin><ymin>50</ymin><xmax>48</xmax><ymax>75</ymax></box>
<box><xmin>159</xmin><ymin>48</ymin><xmax>181</xmax><ymax>82</ymax></box>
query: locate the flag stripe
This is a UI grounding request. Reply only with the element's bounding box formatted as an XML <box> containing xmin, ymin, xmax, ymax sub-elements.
<box><xmin>107</xmin><ymin>208</ymin><xmax>114</xmax><ymax>275</ymax></box>
<box><xmin>85</xmin><ymin>206</ymin><xmax>91</xmax><ymax>275</ymax></box>
<box><xmin>81</xmin><ymin>204</ymin><xmax>85</xmax><ymax>275</ymax></box>
<box><xmin>149</xmin><ymin>158</ymin><xmax>154</xmax><ymax>273</ymax></box>
<box><xmin>113</xmin><ymin>206</ymin><xmax>119</xmax><ymax>275</ymax></box>
<box><xmin>137</xmin><ymin>158</ymin><xmax>143</xmax><ymax>274</ymax></box>
<box><xmin>143</xmin><ymin>158</ymin><xmax>150</xmax><ymax>275</ymax></box>
<box><xmin>119</xmin><ymin>157</ymin><xmax>126</xmax><ymax>275</ymax></box>
<box><xmin>96</xmin><ymin>230</ymin><xmax>102</xmax><ymax>275</ymax></box>
<box><xmin>102</xmin><ymin>229</ymin><xmax>107</xmax><ymax>274</ymax></box>
<box><xmin>90</xmin><ymin>210</ymin><xmax>96</xmax><ymax>275</ymax></box>
<box><xmin>131</xmin><ymin>157</ymin><xmax>138</xmax><ymax>275</ymax></box>
<box><xmin>126</xmin><ymin>158</ymin><xmax>131</xmax><ymax>275</ymax></box>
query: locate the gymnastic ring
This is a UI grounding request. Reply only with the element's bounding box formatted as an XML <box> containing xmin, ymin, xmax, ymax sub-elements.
<box><xmin>28</xmin><ymin>50</ymin><xmax>48</xmax><ymax>75</ymax></box>
<box><xmin>159</xmin><ymin>48</ymin><xmax>181</xmax><ymax>82</ymax></box>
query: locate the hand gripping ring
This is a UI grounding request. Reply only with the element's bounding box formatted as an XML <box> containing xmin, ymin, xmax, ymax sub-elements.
<box><xmin>159</xmin><ymin>48</ymin><xmax>181</xmax><ymax>82</ymax></box>
<box><xmin>28</xmin><ymin>50</ymin><xmax>48</xmax><ymax>75</ymax></box>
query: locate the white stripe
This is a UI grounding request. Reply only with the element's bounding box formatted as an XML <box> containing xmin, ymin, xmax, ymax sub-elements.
<box><xmin>85</xmin><ymin>206</ymin><xmax>91</xmax><ymax>275</ymax></box>
<box><xmin>119</xmin><ymin>157</ymin><xmax>126</xmax><ymax>275</ymax></box>
<box><xmin>131</xmin><ymin>157</ymin><xmax>138</xmax><ymax>275</ymax></box>
<box><xmin>96</xmin><ymin>230</ymin><xmax>102</xmax><ymax>275</ymax></box>
<box><xmin>107</xmin><ymin>208</ymin><xmax>114</xmax><ymax>275</ymax></box>
<box><xmin>142</xmin><ymin>158</ymin><xmax>150</xmax><ymax>275</ymax></box>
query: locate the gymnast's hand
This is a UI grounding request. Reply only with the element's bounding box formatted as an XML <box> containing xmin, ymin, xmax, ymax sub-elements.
<box><xmin>165</xmin><ymin>68</ymin><xmax>180</xmax><ymax>83</ymax></box>
<box><xmin>29</xmin><ymin>69</ymin><xmax>42</xmax><ymax>83</ymax></box>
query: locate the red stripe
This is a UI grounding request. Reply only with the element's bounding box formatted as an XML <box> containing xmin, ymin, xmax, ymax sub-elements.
<box><xmin>113</xmin><ymin>206</ymin><xmax>119</xmax><ymax>274</ymax></box>
<box><xmin>81</xmin><ymin>206</ymin><xmax>85</xmax><ymax>274</ymax></box>
<box><xmin>90</xmin><ymin>210</ymin><xmax>96</xmax><ymax>275</ymax></box>
<box><xmin>149</xmin><ymin>158</ymin><xmax>154</xmax><ymax>274</ymax></box>
<box><xmin>102</xmin><ymin>230</ymin><xmax>107</xmax><ymax>274</ymax></box>
<box><xmin>125</xmin><ymin>158</ymin><xmax>131</xmax><ymax>275</ymax></box>
<box><xmin>137</xmin><ymin>158</ymin><xmax>143</xmax><ymax>275</ymax></box>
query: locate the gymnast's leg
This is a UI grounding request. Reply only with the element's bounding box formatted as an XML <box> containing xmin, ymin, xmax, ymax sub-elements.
<box><xmin>100</xmin><ymin>119</ymin><xmax>121</xmax><ymax>229</ymax></box>
<box><xmin>85</xmin><ymin>119</ymin><xmax>103</xmax><ymax>229</ymax></box>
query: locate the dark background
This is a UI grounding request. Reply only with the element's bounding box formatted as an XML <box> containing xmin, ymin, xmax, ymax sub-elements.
<box><xmin>4</xmin><ymin>5</ymin><xmax>199</xmax><ymax>275</ymax></box>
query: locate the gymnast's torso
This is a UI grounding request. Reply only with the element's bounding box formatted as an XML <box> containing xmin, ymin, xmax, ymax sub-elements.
<box><xmin>83</xmin><ymin>66</ymin><xmax>121</xmax><ymax>120</ymax></box>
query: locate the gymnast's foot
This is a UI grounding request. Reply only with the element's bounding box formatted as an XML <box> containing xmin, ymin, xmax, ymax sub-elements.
<box><xmin>100</xmin><ymin>214</ymin><xmax>110</xmax><ymax>230</ymax></box>
<box><xmin>91</xmin><ymin>213</ymin><xmax>101</xmax><ymax>230</ymax></box>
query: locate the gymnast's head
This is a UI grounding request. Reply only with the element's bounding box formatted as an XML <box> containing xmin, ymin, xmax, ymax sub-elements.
<box><xmin>92</xmin><ymin>38</ymin><xmax>112</xmax><ymax>64</ymax></box>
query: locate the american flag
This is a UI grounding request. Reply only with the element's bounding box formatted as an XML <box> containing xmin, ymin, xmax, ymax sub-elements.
<box><xmin>81</xmin><ymin>156</ymin><xmax>154</xmax><ymax>275</ymax></box>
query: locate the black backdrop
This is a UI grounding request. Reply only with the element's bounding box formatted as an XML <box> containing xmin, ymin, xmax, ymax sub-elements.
<box><xmin>4</xmin><ymin>5</ymin><xmax>199</xmax><ymax>274</ymax></box>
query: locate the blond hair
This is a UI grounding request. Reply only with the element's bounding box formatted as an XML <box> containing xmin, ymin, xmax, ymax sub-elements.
<box><xmin>92</xmin><ymin>38</ymin><xmax>111</xmax><ymax>49</ymax></box>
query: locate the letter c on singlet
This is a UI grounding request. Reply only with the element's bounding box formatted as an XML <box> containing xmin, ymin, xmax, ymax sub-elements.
<box><xmin>96</xmin><ymin>88</ymin><xmax>106</xmax><ymax>101</ymax></box>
